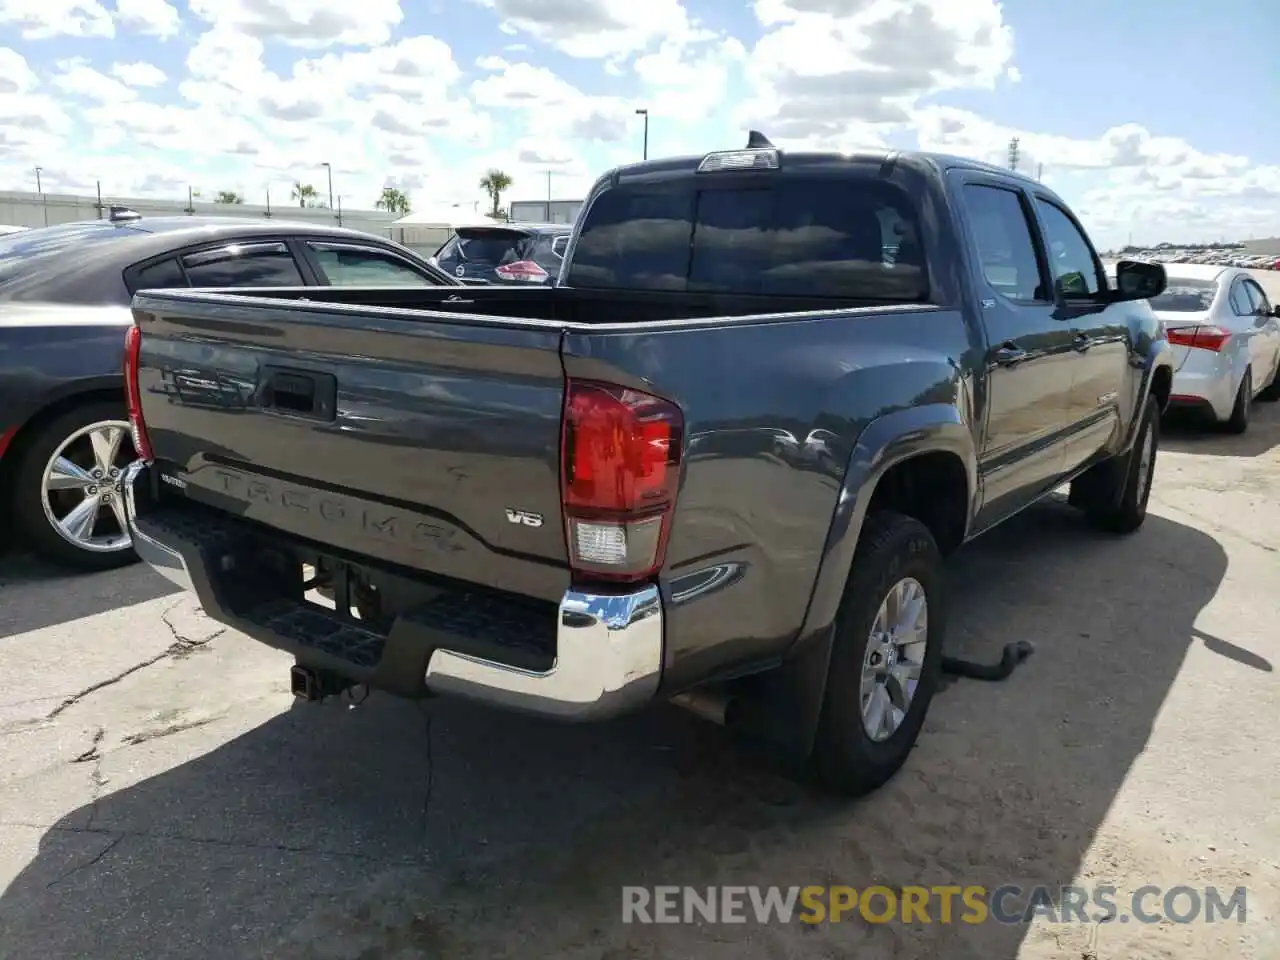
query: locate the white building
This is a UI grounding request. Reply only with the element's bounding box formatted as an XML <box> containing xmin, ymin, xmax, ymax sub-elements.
<box><xmin>508</xmin><ymin>199</ymin><xmax>582</xmax><ymax>224</ymax></box>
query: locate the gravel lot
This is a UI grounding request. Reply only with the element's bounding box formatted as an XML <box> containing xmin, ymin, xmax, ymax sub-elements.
<box><xmin>2</xmin><ymin>295</ymin><xmax>1279</xmax><ymax>959</ymax></box>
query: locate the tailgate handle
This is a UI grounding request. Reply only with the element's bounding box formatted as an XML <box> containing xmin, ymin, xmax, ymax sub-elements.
<box><xmin>261</xmin><ymin>366</ymin><xmax>337</xmax><ymax>420</ymax></box>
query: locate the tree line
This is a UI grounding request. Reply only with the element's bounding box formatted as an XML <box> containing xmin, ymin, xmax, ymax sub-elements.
<box><xmin>208</xmin><ymin>169</ymin><xmax>515</xmax><ymax>219</ymax></box>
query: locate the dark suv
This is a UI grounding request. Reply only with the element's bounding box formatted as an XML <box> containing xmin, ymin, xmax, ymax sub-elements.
<box><xmin>433</xmin><ymin>223</ymin><xmax>571</xmax><ymax>285</ymax></box>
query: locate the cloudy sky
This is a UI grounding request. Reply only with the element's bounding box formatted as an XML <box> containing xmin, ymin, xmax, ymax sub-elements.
<box><xmin>0</xmin><ymin>0</ymin><xmax>1276</xmax><ymax>250</ymax></box>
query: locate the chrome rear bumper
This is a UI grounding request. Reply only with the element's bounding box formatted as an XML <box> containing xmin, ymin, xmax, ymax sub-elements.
<box><xmin>123</xmin><ymin>461</ymin><xmax>663</xmax><ymax>720</ymax></box>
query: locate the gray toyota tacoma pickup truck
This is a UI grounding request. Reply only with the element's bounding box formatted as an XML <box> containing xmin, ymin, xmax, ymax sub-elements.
<box><xmin>121</xmin><ymin>136</ymin><xmax>1172</xmax><ymax>796</ymax></box>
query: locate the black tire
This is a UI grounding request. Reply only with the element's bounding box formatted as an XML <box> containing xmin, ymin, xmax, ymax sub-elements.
<box><xmin>1082</xmin><ymin>395</ymin><xmax>1160</xmax><ymax>534</ymax></box>
<box><xmin>810</xmin><ymin>511</ymin><xmax>944</xmax><ymax>797</ymax></box>
<box><xmin>1222</xmin><ymin>369</ymin><xmax>1252</xmax><ymax>434</ymax></box>
<box><xmin>10</xmin><ymin>401</ymin><xmax>140</xmax><ymax>571</ymax></box>
<box><xmin>1256</xmin><ymin>363</ymin><xmax>1280</xmax><ymax>402</ymax></box>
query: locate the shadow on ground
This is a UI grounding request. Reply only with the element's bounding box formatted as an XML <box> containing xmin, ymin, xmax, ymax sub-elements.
<box><xmin>0</xmin><ymin>501</ymin><xmax>1228</xmax><ymax>959</ymax></box>
<box><xmin>0</xmin><ymin>553</ymin><xmax>179</xmax><ymax>640</ymax></box>
<box><xmin>1161</xmin><ymin>400</ymin><xmax>1280</xmax><ymax>458</ymax></box>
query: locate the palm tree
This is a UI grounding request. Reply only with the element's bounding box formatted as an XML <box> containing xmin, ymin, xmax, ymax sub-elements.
<box><xmin>479</xmin><ymin>169</ymin><xmax>512</xmax><ymax>219</ymax></box>
<box><xmin>214</xmin><ymin>190</ymin><xmax>243</xmax><ymax>204</ymax></box>
<box><xmin>291</xmin><ymin>182</ymin><xmax>318</xmax><ymax>207</ymax></box>
<box><xmin>374</xmin><ymin>186</ymin><xmax>410</xmax><ymax>215</ymax></box>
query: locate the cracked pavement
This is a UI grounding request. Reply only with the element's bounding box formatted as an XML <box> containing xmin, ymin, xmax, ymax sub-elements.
<box><xmin>2</xmin><ymin>404</ymin><xmax>1279</xmax><ymax>959</ymax></box>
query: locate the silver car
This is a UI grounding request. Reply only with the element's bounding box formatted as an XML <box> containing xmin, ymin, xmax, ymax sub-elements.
<box><xmin>1114</xmin><ymin>264</ymin><xmax>1280</xmax><ymax>433</ymax></box>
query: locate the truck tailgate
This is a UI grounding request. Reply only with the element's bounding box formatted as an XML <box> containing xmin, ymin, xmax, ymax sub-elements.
<box><xmin>131</xmin><ymin>292</ymin><xmax>571</xmax><ymax>603</ymax></box>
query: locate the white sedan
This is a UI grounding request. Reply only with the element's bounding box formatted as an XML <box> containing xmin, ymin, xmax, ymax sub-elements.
<box><xmin>1117</xmin><ymin>264</ymin><xmax>1280</xmax><ymax>433</ymax></box>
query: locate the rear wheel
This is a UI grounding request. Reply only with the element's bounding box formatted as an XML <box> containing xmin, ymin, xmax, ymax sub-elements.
<box><xmin>1222</xmin><ymin>369</ymin><xmax>1252</xmax><ymax>434</ymax></box>
<box><xmin>810</xmin><ymin>511</ymin><xmax>944</xmax><ymax>797</ymax></box>
<box><xmin>11</xmin><ymin>401</ymin><xmax>140</xmax><ymax>571</ymax></box>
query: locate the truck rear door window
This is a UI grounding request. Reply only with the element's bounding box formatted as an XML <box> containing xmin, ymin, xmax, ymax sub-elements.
<box><xmin>568</xmin><ymin>176</ymin><xmax>927</xmax><ymax>301</ymax></box>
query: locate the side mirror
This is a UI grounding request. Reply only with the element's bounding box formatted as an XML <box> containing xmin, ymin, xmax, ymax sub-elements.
<box><xmin>1272</xmin><ymin>305</ymin><xmax>1280</xmax><ymax>319</ymax></box>
<box><xmin>1112</xmin><ymin>259</ymin><xmax>1167</xmax><ymax>302</ymax></box>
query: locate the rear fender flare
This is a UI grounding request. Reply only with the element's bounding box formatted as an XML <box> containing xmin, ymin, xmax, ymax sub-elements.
<box><xmin>739</xmin><ymin>403</ymin><xmax>978</xmax><ymax>759</ymax></box>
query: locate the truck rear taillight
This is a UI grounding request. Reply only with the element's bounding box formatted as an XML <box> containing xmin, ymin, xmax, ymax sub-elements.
<box><xmin>560</xmin><ymin>379</ymin><xmax>684</xmax><ymax>583</ymax></box>
<box><xmin>123</xmin><ymin>324</ymin><xmax>154</xmax><ymax>462</ymax></box>
<box><xmin>1166</xmin><ymin>325</ymin><xmax>1231</xmax><ymax>352</ymax></box>
<box><xmin>495</xmin><ymin>260</ymin><xmax>549</xmax><ymax>282</ymax></box>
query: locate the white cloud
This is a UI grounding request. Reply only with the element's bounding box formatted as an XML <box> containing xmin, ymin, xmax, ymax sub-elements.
<box><xmin>113</xmin><ymin>0</ymin><xmax>181</xmax><ymax>39</ymax></box>
<box><xmin>111</xmin><ymin>61</ymin><xmax>168</xmax><ymax>87</ymax></box>
<box><xmin>0</xmin><ymin>0</ymin><xmax>1273</xmax><ymax>247</ymax></box>
<box><xmin>186</xmin><ymin>0</ymin><xmax>404</xmax><ymax>49</ymax></box>
<box><xmin>0</xmin><ymin>47</ymin><xmax>40</xmax><ymax>93</ymax></box>
<box><xmin>0</xmin><ymin>0</ymin><xmax>113</xmax><ymax>38</ymax></box>
<box><xmin>51</xmin><ymin>57</ymin><xmax>139</xmax><ymax>102</ymax></box>
<box><xmin>737</xmin><ymin>0</ymin><xmax>1014</xmax><ymax>148</ymax></box>
<box><xmin>469</xmin><ymin>0</ymin><xmax>700</xmax><ymax>60</ymax></box>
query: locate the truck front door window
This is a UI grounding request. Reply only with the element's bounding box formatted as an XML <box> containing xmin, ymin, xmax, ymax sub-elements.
<box><xmin>1033</xmin><ymin>199</ymin><xmax>1103</xmax><ymax>300</ymax></box>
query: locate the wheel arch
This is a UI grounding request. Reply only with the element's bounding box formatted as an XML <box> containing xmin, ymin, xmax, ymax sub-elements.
<box><xmin>0</xmin><ymin>381</ymin><xmax>125</xmax><ymax>492</ymax></box>
<box><xmin>724</xmin><ymin>403</ymin><xmax>977</xmax><ymax>761</ymax></box>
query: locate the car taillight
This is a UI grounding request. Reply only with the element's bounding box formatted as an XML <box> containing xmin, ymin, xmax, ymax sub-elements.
<box><xmin>1166</xmin><ymin>325</ymin><xmax>1231</xmax><ymax>352</ymax></box>
<box><xmin>560</xmin><ymin>379</ymin><xmax>684</xmax><ymax>583</ymax></box>
<box><xmin>495</xmin><ymin>260</ymin><xmax>549</xmax><ymax>282</ymax></box>
<box><xmin>123</xmin><ymin>324</ymin><xmax>154</xmax><ymax>462</ymax></box>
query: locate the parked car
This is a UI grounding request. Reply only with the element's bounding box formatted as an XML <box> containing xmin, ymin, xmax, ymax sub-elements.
<box><xmin>121</xmin><ymin>136</ymin><xmax>1172</xmax><ymax>796</ymax></box>
<box><xmin>1108</xmin><ymin>263</ymin><xmax>1280</xmax><ymax>432</ymax></box>
<box><xmin>432</xmin><ymin>223</ymin><xmax>571</xmax><ymax>284</ymax></box>
<box><xmin>0</xmin><ymin>211</ymin><xmax>462</xmax><ymax>570</ymax></box>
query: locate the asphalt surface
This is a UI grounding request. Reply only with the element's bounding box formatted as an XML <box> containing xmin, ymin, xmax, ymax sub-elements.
<box><xmin>2</xmin><ymin>287</ymin><xmax>1279</xmax><ymax>958</ymax></box>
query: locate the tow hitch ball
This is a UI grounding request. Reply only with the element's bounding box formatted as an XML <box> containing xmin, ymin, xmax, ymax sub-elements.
<box><xmin>289</xmin><ymin>664</ymin><xmax>350</xmax><ymax>702</ymax></box>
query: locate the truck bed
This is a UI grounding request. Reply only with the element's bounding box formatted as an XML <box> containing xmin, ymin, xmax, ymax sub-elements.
<box><xmin>209</xmin><ymin>283</ymin><xmax>927</xmax><ymax>327</ymax></box>
<box><xmin>128</xmin><ymin>284</ymin><xmax>963</xmax><ymax>693</ymax></box>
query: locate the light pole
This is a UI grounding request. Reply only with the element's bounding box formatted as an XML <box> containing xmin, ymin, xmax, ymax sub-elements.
<box><xmin>34</xmin><ymin>166</ymin><xmax>46</xmax><ymax>226</ymax></box>
<box><xmin>635</xmin><ymin>108</ymin><xmax>649</xmax><ymax>161</ymax></box>
<box><xmin>321</xmin><ymin>162</ymin><xmax>334</xmax><ymax>214</ymax></box>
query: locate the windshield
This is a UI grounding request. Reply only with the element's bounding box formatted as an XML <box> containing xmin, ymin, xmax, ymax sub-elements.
<box><xmin>1148</xmin><ymin>278</ymin><xmax>1218</xmax><ymax>312</ymax></box>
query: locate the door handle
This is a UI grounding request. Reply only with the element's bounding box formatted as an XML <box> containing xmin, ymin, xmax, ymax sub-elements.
<box><xmin>1073</xmin><ymin>332</ymin><xmax>1092</xmax><ymax>352</ymax></box>
<box><xmin>994</xmin><ymin>342</ymin><xmax>1027</xmax><ymax>367</ymax></box>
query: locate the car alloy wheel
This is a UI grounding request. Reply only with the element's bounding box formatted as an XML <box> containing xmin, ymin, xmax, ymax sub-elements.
<box><xmin>39</xmin><ymin>419</ymin><xmax>136</xmax><ymax>554</ymax></box>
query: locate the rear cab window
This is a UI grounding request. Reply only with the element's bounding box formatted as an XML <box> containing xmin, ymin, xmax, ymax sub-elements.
<box><xmin>565</xmin><ymin>174</ymin><xmax>929</xmax><ymax>301</ymax></box>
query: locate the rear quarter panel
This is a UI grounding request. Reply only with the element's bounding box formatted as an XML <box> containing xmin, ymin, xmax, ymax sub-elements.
<box><xmin>563</xmin><ymin>306</ymin><xmax>980</xmax><ymax>691</ymax></box>
<box><xmin>0</xmin><ymin>307</ymin><xmax>131</xmax><ymax>444</ymax></box>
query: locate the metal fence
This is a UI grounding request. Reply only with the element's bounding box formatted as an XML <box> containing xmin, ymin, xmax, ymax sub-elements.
<box><xmin>0</xmin><ymin>189</ymin><xmax>401</xmax><ymax>239</ymax></box>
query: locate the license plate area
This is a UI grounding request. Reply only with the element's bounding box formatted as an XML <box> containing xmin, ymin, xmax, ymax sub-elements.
<box><xmin>301</xmin><ymin>557</ymin><xmax>392</xmax><ymax>634</ymax></box>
